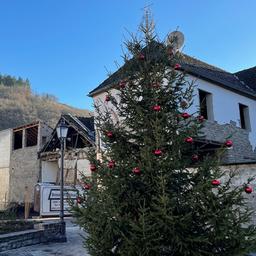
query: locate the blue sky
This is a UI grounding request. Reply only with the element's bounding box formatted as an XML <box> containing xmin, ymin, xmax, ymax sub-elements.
<box><xmin>0</xmin><ymin>0</ymin><xmax>256</xmax><ymax>110</ymax></box>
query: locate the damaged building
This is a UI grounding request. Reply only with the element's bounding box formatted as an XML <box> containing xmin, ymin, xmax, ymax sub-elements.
<box><xmin>0</xmin><ymin>121</ymin><xmax>52</xmax><ymax>210</ymax></box>
<box><xmin>35</xmin><ymin>114</ymin><xmax>95</xmax><ymax>216</ymax></box>
<box><xmin>0</xmin><ymin>114</ymin><xmax>95</xmax><ymax>212</ymax></box>
<box><xmin>39</xmin><ymin>114</ymin><xmax>95</xmax><ymax>186</ymax></box>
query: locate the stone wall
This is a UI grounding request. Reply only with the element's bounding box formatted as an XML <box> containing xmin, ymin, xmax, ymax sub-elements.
<box><xmin>0</xmin><ymin>222</ymin><xmax>66</xmax><ymax>252</ymax></box>
<box><xmin>221</xmin><ymin>163</ymin><xmax>256</xmax><ymax>225</ymax></box>
<box><xmin>9</xmin><ymin>146</ymin><xmax>39</xmax><ymax>204</ymax></box>
<box><xmin>201</xmin><ymin>120</ymin><xmax>256</xmax><ymax>164</ymax></box>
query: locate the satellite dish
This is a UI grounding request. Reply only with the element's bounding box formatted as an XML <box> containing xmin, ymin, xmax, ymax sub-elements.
<box><xmin>166</xmin><ymin>31</ymin><xmax>185</xmax><ymax>51</ymax></box>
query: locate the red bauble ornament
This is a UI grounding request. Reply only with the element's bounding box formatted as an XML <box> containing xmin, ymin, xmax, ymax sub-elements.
<box><xmin>90</xmin><ymin>164</ymin><xmax>96</xmax><ymax>172</ymax></box>
<box><xmin>84</xmin><ymin>183</ymin><xmax>92</xmax><ymax>190</ymax></box>
<box><xmin>211</xmin><ymin>179</ymin><xmax>221</xmax><ymax>186</ymax></box>
<box><xmin>108</xmin><ymin>160</ymin><xmax>115</xmax><ymax>168</ymax></box>
<box><xmin>181</xmin><ymin>112</ymin><xmax>191</xmax><ymax>119</ymax></box>
<box><xmin>105</xmin><ymin>95</ymin><xmax>110</xmax><ymax>102</ymax></box>
<box><xmin>245</xmin><ymin>186</ymin><xmax>253</xmax><ymax>194</ymax></box>
<box><xmin>154</xmin><ymin>149</ymin><xmax>162</xmax><ymax>156</ymax></box>
<box><xmin>132</xmin><ymin>167</ymin><xmax>141</xmax><ymax>175</ymax></box>
<box><xmin>152</xmin><ymin>105</ymin><xmax>161</xmax><ymax>112</ymax></box>
<box><xmin>185</xmin><ymin>137</ymin><xmax>193</xmax><ymax>144</ymax></box>
<box><xmin>197</xmin><ymin>115</ymin><xmax>205</xmax><ymax>122</ymax></box>
<box><xmin>138</xmin><ymin>53</ymin><xmax>145</xmax><ymax>60</ymax></box>
<box><xmin>191</xmin><ymin>154</ymin><xmax>199</xmax><ymax>162</ymax></box>
<box><xmin>119</xmin><ymin>80</ymin><xmax>126</xmax><ymax>88</ymax></box>
<box><xmin>174</xmin><ymin>63</ymin><xmax>181</xmax><ymax>70</ymax></box>
<box><xmin>106</xmin><ymin>131</ymin><xmax>113</xmax><ymax>138</ymax></box>
<box><xmin>76</xmin><ymin>196</ymin><xmax>82</xmax><ymax>204</ymax></box>
<box><xmin>225</xmin><ymin>139</ymin><xmax>233</xmax><ymax>148</ymax></box>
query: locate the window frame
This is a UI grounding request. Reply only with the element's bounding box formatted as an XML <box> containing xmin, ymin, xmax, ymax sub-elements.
<box><xmin>239</xmin><ymin>103</ymin><xmax>251</xmax><ymax>131</ymax></box>
<box><xmin>198</xmin><ymin>89</ymin><xmax>214</xmax><ymax>121</ymax></box>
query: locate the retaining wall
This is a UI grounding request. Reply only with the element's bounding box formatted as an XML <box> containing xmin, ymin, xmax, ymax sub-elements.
<box><xmin>0</xmin><ymin>221</ymin><xmax>66</xmax><ymax>252</ymax></box>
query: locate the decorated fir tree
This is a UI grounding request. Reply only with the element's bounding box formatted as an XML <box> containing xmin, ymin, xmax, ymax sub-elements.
<box><xmin>72</xmin><ymin>14</ymin><xmax>256</xmax><ymax>256</ymax></box>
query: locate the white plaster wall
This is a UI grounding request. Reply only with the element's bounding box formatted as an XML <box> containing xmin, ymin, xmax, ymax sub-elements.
<box><xmin>93</xmin><ymin>89</ymin><xmax>120</xmax><ymax>121</ymax></box>
<box><xmin>93</xmin><ymin>75</ymin><xmax>256</xmax><ymax>149</ymax></box>
<box><xmin>93</xmin><ymin>89</ymin><xmax>120</xmax><ymax>151</ymax></box>
<box><xmin>41</xmin><ymin>161</ymin><xmax>59</xmax><ymax>183</ymax></box>
<box><xmin>61</xmin><ymin>158</ymin><xmax>91</xmax><ymax>179</ymax></box>
<box><xmin>0</xmin><ymin>129</ymin><xmax>11</xmax><ymax>168</ymax></box>
<box><xmin>77</xmin><ymin>158</ymin><xmax>91</xmax><ymax>177</ymax></box>
<box><xmin>42</xmin><ymin>158</ymin><xmax>90</xmax><ymax>184</ymax></box>
<box><xmin>0</xmin><ymin>129</ymin><xmax>11</xmax><ymax>208</ymax></box>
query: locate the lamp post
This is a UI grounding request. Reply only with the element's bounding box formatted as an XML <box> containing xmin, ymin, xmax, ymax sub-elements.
<box><xmin>56</xmin><ymin>119</ymin><xmax>68</xmax><ymax>241</ymax></box>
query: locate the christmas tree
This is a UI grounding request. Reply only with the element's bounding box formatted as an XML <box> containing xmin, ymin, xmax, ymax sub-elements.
<box><xmin>72</xmin><ymin>12</ymin><xmax>256</xmax><ymax>256</ymax></box>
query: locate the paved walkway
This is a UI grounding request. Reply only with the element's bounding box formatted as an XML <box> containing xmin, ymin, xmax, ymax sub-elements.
<box><xmin>0</xmin><ymin>221</ymin><xmax>89</xmax><ymax>256</ymax></box>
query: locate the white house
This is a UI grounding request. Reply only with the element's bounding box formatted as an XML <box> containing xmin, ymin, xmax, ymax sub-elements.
<box><xmin>88</xmin><ymin>50</ymin><xmax>256</xmax><ymax>164</ymax></box>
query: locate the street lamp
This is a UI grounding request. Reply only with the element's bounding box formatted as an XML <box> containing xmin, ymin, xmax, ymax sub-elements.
<box><xmin>57</xmin><ymin>119</ymin><xmax>68</xmax><ymax>241</ymax></box>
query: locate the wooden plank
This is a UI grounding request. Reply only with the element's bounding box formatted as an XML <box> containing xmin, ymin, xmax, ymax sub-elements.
<box><xmin>13</xmin><ymin>123</ymin><xmax>39</xmax><ymax>132</ymax></box>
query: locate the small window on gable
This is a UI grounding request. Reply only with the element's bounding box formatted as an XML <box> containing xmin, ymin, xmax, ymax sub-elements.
<box><xmin>239</xmin><ymin>103</ymin><xmax>251</xmax><ymax>131</ymax></box>
<box><xmin>13</xmin><ymin>130</ymin><xmax>23</xmax><ymax>150</ymax></box>
<box><xmin>199</xmin><ymin>89</ymin><xmax>214</xmax><ymax>121</ymax></box>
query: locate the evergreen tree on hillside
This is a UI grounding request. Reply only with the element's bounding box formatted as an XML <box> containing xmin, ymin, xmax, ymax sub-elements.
<box><xmin>0</xmin><ymin>74</ymin><xmax>30</xmax><ymax>87</ymax></box>
<box><xmin>72</xmin><ymin>14</ymin><xmax>256</xmax><ymax>256</ymax></box>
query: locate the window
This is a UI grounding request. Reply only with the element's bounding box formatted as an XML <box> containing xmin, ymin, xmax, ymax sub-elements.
<box><xmin>25</xmin><ymin>126</ymin><xmax>38</xmax><ymax>147</ymax></box>
<box><xmin>199</xmin><ymin>89</ymin><xmax>214</xmax><ymax>121</ymax></box>
<box><xmin>239</xmin><ymin>103</ymin><xmax>251</xmax><ymax>130</ymax></box>
<box><xmin>13</xmin><ymin>130</ymin><xmax>23</xmax><ymax>150</ymax></box>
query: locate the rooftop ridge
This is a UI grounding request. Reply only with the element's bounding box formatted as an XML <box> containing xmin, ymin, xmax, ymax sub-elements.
<box><xmin>234</xmin><ymin>66</ymin><xmax>256</xmax><ymax>93</ymax></box>
<box><xmin>235</xmin><ymin>66</ymin><xmax>256</xmax><ymax>74</ymax></box>
<box><xmin>89</xmin><ymin>49</ymin><xmax>256</xmax><ymax>99</ymax></box>
<box><xmin>180</xmin><ymin>53</ymin><xmax>227</xmax><ymax>72</ymax></box>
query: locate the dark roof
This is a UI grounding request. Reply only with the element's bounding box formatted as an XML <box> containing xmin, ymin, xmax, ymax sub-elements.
<box><xmin>88</xmin><ymin>44</ymin><xmax>256</xmax><ymax>99</ymax></box>
<box><xmin>76</xmin><ymin>116</ymin><xmax>95</xmax><ymax>131</ymax></box>
<box><xmin>40</xmin><ymin>114</ymin><xmax>95</xmax><ymax>153</ymax></box>
<box><xmin>235</xmin><ymin>66</ymin><xmax>256</xmax><ymax>92</ymax></box>
<box><xmin>180</xmin><ymin>55</ymin><xmax>256</xmax><ymax>98</ymax></box>
<box><xmin>62</xmin><ymin>114</ymin><xmax>95</xmax><ymax>143</ymax></box>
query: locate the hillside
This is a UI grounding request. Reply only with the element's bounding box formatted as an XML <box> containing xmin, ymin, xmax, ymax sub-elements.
<box><xmin>0</xmin><ymin>77</ymin><xmax>91</xmax><ymax>130</ymax></box>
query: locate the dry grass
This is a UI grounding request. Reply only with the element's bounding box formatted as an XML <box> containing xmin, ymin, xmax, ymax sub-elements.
<box><xmin>0</xmin><ymin>85</ymin><xmax>91</xmax><ymax>130</ymax></box>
